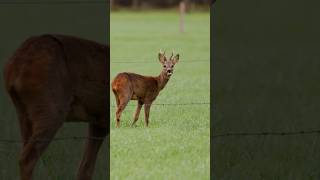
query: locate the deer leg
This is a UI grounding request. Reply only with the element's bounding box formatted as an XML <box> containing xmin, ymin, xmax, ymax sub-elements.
<box><xmin>115</xmin><ymin>94</ymin><xmax>130</xmax><ymax>128</ymax></box>
<box><xmin>77</xmin><ymin>123</ymin><xmax>107</xmax><ymax>180</ymax></box>
<box><xmin>115</xmin><ymin>96</ymin><xmax>120</xmax><ymax>108</ymax></box>
<box><xmin>8</xmin><ymin>89</ymin><xmax>32</xmax><ymax>146</ymax></box>
<box><xmin>112</xmin><ymin>89</ymin><xmax>120</xmax><ymax>108</ymax></box>
<box><xmin>18</xmin><ymin>102</ymin><xmax>65</xmax><ymax>180</ymax></box>
<box><xmin>144</xmin><ymin>103</ymin><xmax>151</xmax><ymax>127</ymax></box>
<box><xmin>17</xmin><ymin>106</ymin><xmax>32</xmax><ymax>147</ymax></box>
<box><xmin>19</xmin><ymin>120</ymin><xmax>32</xmax><ymax>147</ymax></box>
<box><xmin>19</xmin><ymin>120</ymin><xmax>62</xmax><ymax>180</ymax></box>
<box><xmin>131</xmin><ymin>101</ymin><xmax>143</xmax><ymax>127</ymax></box>
<box><xmin>16</xmin><ymin>108</ymin><xmax>32</xmax><ymax>147</ymax></box>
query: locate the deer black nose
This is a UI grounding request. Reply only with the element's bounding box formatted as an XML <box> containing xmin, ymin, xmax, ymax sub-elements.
<box><xmin>167</xmin><ymin>69</ymin><xmax>172</xmax><ymax>73</ymax></box>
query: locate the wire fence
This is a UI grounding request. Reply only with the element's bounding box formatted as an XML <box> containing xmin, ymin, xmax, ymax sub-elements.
<box><xmin>2</xmin><ymin>128</ymin><xmax>320</xmax><ymax>144</ymax></box>
<box><xmin>212</xmin><ymin>129</ymin><xmax>320</xmax><ymax>139</ymax></box>
<box><xmin>0</xmin><ymin>136</ymin><xmax>106</xmax><ymax>144</ymax></box>
<box><xmin>0</xmin><ymin>102</ymin><xmax>210</xmax><ymax>144</ymax></box>
<box><xmin>110</xmin><ymin>102</ymin><xmax>210</xmax><ymax>108</ymax></box>
<box><xmin>110</xmin><ymin>60</ymin><xmax>210</xmax><ymax>64</ymax></box>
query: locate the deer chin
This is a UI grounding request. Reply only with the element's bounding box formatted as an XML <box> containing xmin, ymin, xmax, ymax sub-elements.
<box><xmin>167</xmin><ymin>72</ymin><xmax>172</xmax><ymax>77</ymax></box>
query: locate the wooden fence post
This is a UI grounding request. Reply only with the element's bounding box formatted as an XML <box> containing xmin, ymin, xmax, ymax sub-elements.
<box><xmin>179</xmin><ymin>1</ymin><xmax>186</xmax><ymax>33</ymax></box>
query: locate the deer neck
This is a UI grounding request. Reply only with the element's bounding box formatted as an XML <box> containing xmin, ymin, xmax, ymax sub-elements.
<box><xmin>157</xmin><ymin>71</ymin><xmax>170</xmax><ymax>91</ymax></box>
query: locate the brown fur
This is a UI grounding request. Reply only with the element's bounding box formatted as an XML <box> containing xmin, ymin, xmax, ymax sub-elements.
<box><xmin>3</xmin><ymin>34</ymin><xmax>109</xmax><ymax>180</ymax></box>
<box><xmin>111</xmin><ymin>51</ymin><xmax>179</xmax><ymax>127</ymax></box>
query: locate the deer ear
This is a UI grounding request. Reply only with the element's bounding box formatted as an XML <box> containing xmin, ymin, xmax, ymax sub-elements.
<box><xmin>158</xmin><ymin>51</ymin><xmax>166</xmax><ymax>64</ymax></box>
<box><xmin>172</xmin><ymin>54</ymin><xmax>179</xmax><ymax>64</ymax></box>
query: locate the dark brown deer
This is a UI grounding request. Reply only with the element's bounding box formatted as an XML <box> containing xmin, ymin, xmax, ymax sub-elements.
<box><xmin>111</xmin><ymin>50</ymin><xmax>179</xmax><ymax>127</ymax></box>
<box><xmin>3</xmin><ymin>34</ymin><xmax>109</xmax><ymax>180</ymax></box>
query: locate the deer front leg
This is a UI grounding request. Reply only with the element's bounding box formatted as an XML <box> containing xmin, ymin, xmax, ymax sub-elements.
<box><xmin>131</xmin><ymin>101</ymin><xmax>143</xmax><ymax>127</ymax></box>
<box><xmin>144</xmin><ymin>103</ymin><xmax>151</xmax><ymax>127</ymax></box>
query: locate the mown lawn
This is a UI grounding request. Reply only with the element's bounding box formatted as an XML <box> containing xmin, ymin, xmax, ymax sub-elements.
<box><xmin>110</xmin><ymin>10</ymin><xmax>210</xmax><ymax>180</ymax></box>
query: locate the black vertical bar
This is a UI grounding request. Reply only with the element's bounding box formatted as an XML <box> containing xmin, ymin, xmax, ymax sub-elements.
<box><xmin>106</xmin><ymin>0</ymin><xmax>110</xmax><ymax>179</ymax></box>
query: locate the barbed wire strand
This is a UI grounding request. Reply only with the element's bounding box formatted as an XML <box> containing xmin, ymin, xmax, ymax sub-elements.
<box><xmin>0</xmin><ymin>136</ymin><xmax>105</xmax><ymax>144</ymax></box>
<box><xmin>212</xmin><ymin>129</ymin><xmax>320</xmax><ymax>139</ymax></box>
<box><xmin>2</xmin><ymin>129</ymin><xmax>320</xmax><ymax>144</ymax></box>
<box><xmin>110</xmin><ymin>102</ymin><xmax>210</xmax><ymax>107</ymax></box>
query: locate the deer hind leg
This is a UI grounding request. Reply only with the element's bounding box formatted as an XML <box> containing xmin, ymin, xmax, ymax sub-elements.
<box><xmin>19</xmin><ymin>104</ymin><xmax>64</xmax><ymax>180</ymax></box>
<box><xmin>112</xmin><ymin>89</ymin><xmax>120</xmax><ymax>108</ymax></box>
<box><xmin>19</xmin><ymin>119</ymin><xmax>32</xmax><ymax>147</ymax></box>
<box><xmin>115</xmin><ymin>92</ymin><xmax>131</xmax><ymax>128</ymax></box>
<box><xmin>131</xmin><ymin>101</ymin><xmax>143</xmax><ymax>127</ymax></box>
<box><xmin>8</xmin><ymin>88</ymin><xmax>32</xmax><ymax>146</ymax></box>
<box><xmin>112</xmin><ymin>89</ymin><xmax>124</xmax><ymax>127</ymax></box>
<box><xmin>77</xmin><ymin>123</ymin><xmax>107</xmax><ymax>180</ymax></box>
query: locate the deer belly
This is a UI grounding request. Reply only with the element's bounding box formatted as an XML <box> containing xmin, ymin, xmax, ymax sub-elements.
<box><xmin>66</xmin><ymin>97</ymin><xmax>93</xmax><ymax>122</ymax></box>
<box><xmin>131</xmin><ymin>94</ymin><xmax>138</xmax><ymax>100</ymax></box>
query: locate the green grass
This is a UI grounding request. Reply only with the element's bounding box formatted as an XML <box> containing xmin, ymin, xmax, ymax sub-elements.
<box><xmin>110</xmin><ymin>11</ymin><xmax>210</xmax><ymax>180</ymax></box>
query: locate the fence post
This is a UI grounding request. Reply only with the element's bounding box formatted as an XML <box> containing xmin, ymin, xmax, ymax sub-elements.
<box><xmin>179</xmin><ymin>1</ymin><xmax>186</xmax><ymax>33</ymax></box>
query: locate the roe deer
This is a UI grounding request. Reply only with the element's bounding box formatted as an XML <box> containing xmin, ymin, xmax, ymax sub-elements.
<box><xmin>3</xmin><ymin>34</ymin><xmax>109</xmax><ymax>180</ymax></box>
<box><xmin>111</xmin><ymin>50</ymin><xmax>179</xmax><ymax>127</ymax></box>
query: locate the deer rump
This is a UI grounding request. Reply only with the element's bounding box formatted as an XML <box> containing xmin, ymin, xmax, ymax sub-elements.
<box><xmin>4</xmin><ymin>34</ymin><xmax>109</xmax><ymax>179</ymax></box>
<box><xmin>4</xmin><ymin>34</ymin><xmax>109</xmax><ymax>125</ymax></box>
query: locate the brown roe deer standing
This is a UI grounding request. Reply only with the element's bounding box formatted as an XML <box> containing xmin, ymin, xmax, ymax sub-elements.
<box><xmin>112</xmin><ymin>50</ymin><xmax>179</xmax><ymax>127</ymax></box>
<box><xmin>3</xmin><ymin>34</ymin><xmax>109</xmax><ymax>180</ymax></box>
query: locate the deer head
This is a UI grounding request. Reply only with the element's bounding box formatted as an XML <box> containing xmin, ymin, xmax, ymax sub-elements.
<box><xmin>158</xmin><ymin>49</ymin><xmax>179</xmax><ymax>78</ymax></box>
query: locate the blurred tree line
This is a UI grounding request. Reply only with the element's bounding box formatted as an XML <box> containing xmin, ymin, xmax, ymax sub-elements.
<box><xmin>110</xmin><ymin>0</ymin><xmax>211</xmax><ymax>10</ymax></box>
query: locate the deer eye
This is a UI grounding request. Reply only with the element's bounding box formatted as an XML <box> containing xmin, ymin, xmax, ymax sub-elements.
<box><xmin>171</xmin><ymin>65</ymin><xmax>174</xmax><ymax>68</ymax></box>
<box><xmin>163</xmin><ymin>65</ymin><xmax>166</xmax><ymax>68</ymax></box>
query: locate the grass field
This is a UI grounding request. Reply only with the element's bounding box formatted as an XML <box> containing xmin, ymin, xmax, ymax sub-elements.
<box><xmin>110</xmin><ymin>11</ymin><xmax>210</xmax><ymax>179</ymax></box>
